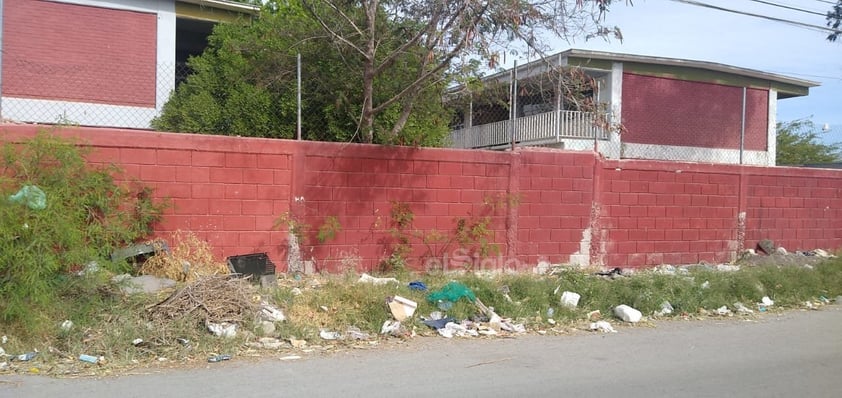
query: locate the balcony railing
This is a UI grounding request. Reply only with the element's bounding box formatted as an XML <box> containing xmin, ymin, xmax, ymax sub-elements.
<box><xmin>449</xmin><ymin>110</ymin><xmax>609</xmax><ymax>149</ymax></box>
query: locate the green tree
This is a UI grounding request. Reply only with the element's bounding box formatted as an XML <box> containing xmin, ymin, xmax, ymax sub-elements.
<box><xmin>776</xmin><ymin>119</ymin><xmax>841</xmax><ymax>165</ymax></box>
<box><xmin>154</xmin><ymin>1</ymin><xmax>451</xmax><ymax>146</ymax></box>
<box><xmin>827</xmin><ymin>0</ymin><xmax>842</xmax><ymax>42</ymax></box>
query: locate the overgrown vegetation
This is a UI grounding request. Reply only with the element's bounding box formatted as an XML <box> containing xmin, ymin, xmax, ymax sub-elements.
<box><xmin>776</xmin><ymin>119</ymin><xmax>841</xmax><ymax>165</ymax></box>
<box><xmin>0</xmin><ymin>132</ymin><xmax>165</xmax><ymax>331</ymax></box>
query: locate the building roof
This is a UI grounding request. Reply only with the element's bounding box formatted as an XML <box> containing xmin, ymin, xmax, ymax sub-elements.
<box><xmin>478</xmin><ymin>48</ymin><xmax>818</xmax><ymax>98</ymax></box>
<box><xmin>564</xmin><ymin>48</ymin><xmax>818</xmax><ymax>89</ymax></box>
<box><xmin>178</xmin><ymin>0</ymin><xmax>260</xmax><ymax>14</ymax></box>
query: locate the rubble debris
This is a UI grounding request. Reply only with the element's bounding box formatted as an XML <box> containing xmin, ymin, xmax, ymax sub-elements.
<box><xmin>8</xmin><ymin>184</ymin><xmax>47</xmax><ymax>210</ymax></box>
<box><xmin>15</xmin><ymin>352</ymin><xmax>37</xmax><ymax>361</ymax></box>
<box><xmin>438</xmin><ymin>322</ymin><xmax>478</xmax><ymax>338</ymax></box>
<box><xmin>775</xmin><ymin>247</ymin><xmax>788</xmax><ymax>255</ymax></box>
<box><xmin>533</xmin><ymin>260</ymin><xmax>551</xmax><ymax>275</ymax></box>
<box><xmin>346</xmin><ymin>327</ymin><xmax>371</xmax><ymax>340</ymax></box>
<box><xmin>560</xmin><ymin>291</ymin><xmax>581</xmax><ymax>308</ymax></box>
<box><xmin>258</xmin><ymin>321</ymin><xmax>276</xmax><ymax>336</ymax></box>
<box><xmin>614</xmin><ymin>305</ymin><xmax>642</xmax><ymax>323</ymax></box>
<box><xmin>813</xmin><ymin>249</ymin><xmax>834</xmax><ymax>258</ymax></box>
<box><xmin>757</xmin><ymin>239</ymin><xmax>775</xmax><ymax>255</ymax></box>
<box><xmin>112</xmin><ymin>240</ymin><xmax>169</xmax><ymax>265</ymax></box>
<box><xmin>357</xmin><ymin>273</ymin><xmax>399</xmax><ymax>285</ymax></box>
<box><xmin>590</xmin><ymin>321</ymin><xmax>617</xmax><ymax>333</ymax></box>
<box><xmin>289</xmin><ymin>338</ymin><xmax>307</xmax><ymax>349</ymax></box>
<box><xmin>59</xmin><ymin>320</ymin><xmax>73</xmax><ymax>332</ymax></box>
<box><xmin>112</xmin><ymin>274</ymin><xmax>176</xmax><ymax>295</ymax></box>
<box><xmin>258</xmin><ymin>337</ymin><xmax>283</xmax><ymax>349</ymax></box>
<box><xmin>587</xmin><ymin>310</ymin><xmax>602</xmax><ymax>321</ymax></box>
<box><xmin>761</xmin><ymin>296</ymin><xmax>775</xmax><ymax>307</ymax></box>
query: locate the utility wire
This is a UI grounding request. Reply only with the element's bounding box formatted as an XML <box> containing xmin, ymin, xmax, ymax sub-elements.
<box><xmin>814</xmin><ymin>0</ymin><xmax>837</xmax><ymax>6</ymax></box>
<box><xmin>747</xmin><ymin>0</ymin><xmax>827</xmax><ymax>17</ymax></box>
<box><xmin>668</xmin><ymin>0</ymin><xmax>842</xmax><ymax>34</ymax></box>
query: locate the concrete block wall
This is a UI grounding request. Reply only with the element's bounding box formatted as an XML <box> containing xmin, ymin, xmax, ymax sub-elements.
<box><xmin>2</xmin><ymin>125</ymin><xmax>840</xmax><ymax>272</ymax></box>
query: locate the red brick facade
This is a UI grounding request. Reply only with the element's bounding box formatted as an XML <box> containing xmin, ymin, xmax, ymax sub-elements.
<box><xmin>621</xmin><ymin>73</ymin><xmax>769</xmax><ymax>151</ymax></box>
<box><xmin>3</xmin><ymin>125</ymin><xmax>840</xmax><ymax>272</ymax></box>
<box><xmin>1</xmin><ymin>0</ymin><xmax>157</xmax><ymax>107</ymax></box>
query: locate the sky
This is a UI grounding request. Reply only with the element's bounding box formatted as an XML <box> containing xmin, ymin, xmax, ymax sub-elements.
<box><xmin>517</xmin><ymin>0</ymin><xmax>842</xmax><ymax>144</ymax></box>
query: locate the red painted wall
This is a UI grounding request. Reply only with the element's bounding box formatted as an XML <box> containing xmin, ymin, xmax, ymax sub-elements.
<box><xmin>622</xmin><ymin>73</ymin><xmax>769</xmax><ymax>151</ymax></box>
<box><xmin>2</xmin><ymin>0</ymin><xmax>158</xmax><ymax>107</ymax></box>
<box><xmin>2</xmin><ymin>125</ymin><xmax>840</xmax><ymax>272</ymax></box>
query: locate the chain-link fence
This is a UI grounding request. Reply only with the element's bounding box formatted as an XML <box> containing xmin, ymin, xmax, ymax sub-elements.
<box><xmin>1</xmin><ymin>62</ymin><xmax>191</xmax><ymax>129</ymax></box>
<box><xmin>0</xmin><ymin>58</ymin><xmax>772</xmax><ymax>166</ymax></box>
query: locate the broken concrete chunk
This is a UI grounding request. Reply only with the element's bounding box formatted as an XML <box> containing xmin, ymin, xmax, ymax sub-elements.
<box><xmin>560</xmin><ymin>291</ymin><xmax>581</xmax><ymax>308</ymax></box>
<box><xmin>357</xmin><ymin>273</ymin><xmax>399</xmax><ymax>285</ymax></box>
<box><xmin>757</xmin><ymin>239</ymin><xmax>775</xmax><ymax>255</ymax></box>
<box><xmin>614</xmin><ymin>305</ymin><xmax>642</xmax><ymax>323</ymax></box>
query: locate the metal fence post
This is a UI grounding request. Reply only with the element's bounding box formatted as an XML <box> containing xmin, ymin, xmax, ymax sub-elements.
<box><xmin>740</xmin><ymin>87</ymin><xmax>746</xmax><ymax>164</ymax></box>
<box><xmin>510</xmin><ymin>60</ymin><xmax>517</xmax><ymax>151</ymax></box>
<box><xmin>297</xmin><ymin>53</ymin><xmax>302</xmax><ymax>141</ymax></box>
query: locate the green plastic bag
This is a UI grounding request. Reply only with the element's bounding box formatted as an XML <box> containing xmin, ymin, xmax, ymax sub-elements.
<box><xmin>426</xmin><ymin>281</ymin><xmax>476</xmax><ymax>303</ymax></box>
<box><xmin>8</xmin><ymin>185</ymin><xmax>47</xmax><ymax>210</ymax></box>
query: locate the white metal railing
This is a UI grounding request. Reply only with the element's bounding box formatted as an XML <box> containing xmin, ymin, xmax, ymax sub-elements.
<box><xmin>450</xmin><ymin>110</ymin><xmax>608</xmax><ymax>149</ymax></box>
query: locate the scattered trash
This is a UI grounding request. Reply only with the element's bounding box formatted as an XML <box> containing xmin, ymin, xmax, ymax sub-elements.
<box><xmin>131</xmin><ymin>338</ymin><xmax>144</xmax><ymax>346</ymax></box>
<box><xmin>587</xmin><ymin>310</ymin><xmax>602</xmax><ymax>321</ymax></box>
<box><xmin>357</xmin><ymin>273</ymin><xmax>399</xmax><ymax>285</ymax></box>
<box><xmin>438</xmin><ymin>322</ymin><xmax>479</xmax><ymax>338</ymax></box>
<box><xmin>715</xmin><ymin>264</ymin><xmax>740</xmax><ymax>272</ymax></box>
<box><xmin>289</xmin><ymin>338</ymin><xmax>307</xmax><ymax>349</ymax></box>
<box><xmin>78</xmin><ymin>354</ymin><xmax>99</xmax><ymax>364</ymax></box>
<box><xmin>547</xmin><ymin>319</ymin><xmax>556</xmax><ymax>325</ymax></box>
<box><xmin>498</xmin><ymin>319</ymin><xmax>526</xmax><ymax>333</ymax></box>
<box><xmin>207</xmin><ymin>322</ymin><xmax>238</xmax><ymax>338</ymax></box>
<box><xmin>656</xmin><ymin>301</ymin><xmax>674</xmax><ymax>317</ymax></box>
<box><xmin>804</xmin><ymin>301</ymin><xmax>815</xmax><ymax>309</ymax></box>
<box><xmin>533</xmin><ymin>260</ymin><xmax>551</xmax><ymax>275</ymax></box>
<box><xmin>0</xmin><ymin>362</ymin><xmax>7</xmax><ymax>370</ymax></box>
<box><xmin>387</xmin><ymin>296</ymin><xmax>417</xmax><ymax>321</ymax></box>
<box><xmin>258</xmin><ymin>337</ymin><xmax>284</xmax><ymax>349</ymax></box>
<box><xmin>290</xmin><ymin>288</ymin><xmax>303</xmax><ymax>296</ymax></box>
<box><xmin>761</xmin><ymin>296</ymin><xmax>774</xmax><ymax>307</ymax></box>
<box><xmin>818</xmin><ymin>296</ymin><xmax>830</xmax><ymax>304</ymax></box>
<box><xmin>423</xmin><ymin>317</ymin><xmax>456</xmax><ymax>330</ymax></box>
<box><xmin>614</xmin><ymin>305</ymin><xmax>642</xmax><ymax>323</ymax></box>
<box><xmin>596</xmin><ymin>267</ymin><xmax>624</xmax><ymax>278</ymax></box>
<box><xmin>259</xmin><ymin>302</ymin><xmax>286</xmax><ymax>322</ymax></box>
<box><xmin>15</xmin><ymin>352</ymin><xmax>37</xmax><ymax>361</ymax></box>
<box><xmin>546</xmin><ymin>308</ymin><xmax>555</xmax><ymax>318</ymax></box>
<box><xmin>436</xmin><ymin>300</ymin><xmax>453</xmax><ymax>311</ymax></box>
<box><xmin>743</xmin><ymin>249</ymin><xmax>757</xmax><ymax>256</ymax></box>
<box><xmin>280</xmin><ymin>355</ymin><xmax>301</xmax><ymax>361</ymax></box>
<box><xmin>177</xmin><ymin>338</ymin><xmax>191</xmax><ymax>347</ymax></box>
<box><xmin>701</xmin><ymin>281</ymin><xmax>710</xmax><ymax>289</ymax></box>
<box><xmin>346</xmin><ymin>327</ymin><xmax>371</xmax><ymax>340</ymax></box>
<box><xmin>1</xmin><ymin>336</ymin><xmax>7</xmax><ymax>344</ymax></box>
<box><xmin>208</xmin><ymin>354</ymin><xmax>232</xmax><ymax>363</ymax></box>
<box><xmin>60</xmin><ymin>320</ymin><xmax>73</xmax><ymax>332</ymax></box>
<box><xmin>734</xmin><ymin>302</ymin><xmax>754</xmax><ymax>314</ymax></box>
<box><xmin>408</xmin><ymin>281</ymin><xmax>427</xmax><ymax>291</ymax></box>
<box><xmin>227</xmin><ymin>252</ymin><xmax>275</xmax><ymax>284</ymax></box>
<box><xmin>775</xmin><ymin>247</ymin><xmax>788</xmax><ymax>255</ymax></box>
<box><xmin>320</xmin><ymin>305</ymin><xmax>330</xmax><ymax>312</ymax></box>
<box><xmin>427</xmin><ymin>282</ymin><xmax>476</xmax><ymax>304</ymax></box>
<box><xmin>590</xmin><ymin>321</ymin><xmax>617</xmax><ymax>333</ymax></box>
<box><xmin>380</xmin><ymin>320</ymin><xmax>402</xmax><ymax>336</ymax></box>
<box><xmin>655</xmin><ymin>264</ymin><xmax>677</xmax><ymax>275</ymax></box>
<box><xmin>499</xmin><ymin>285</ymin><xmax>513</xmax><ymax>303</ymax></box>
<box><xmin>813</xmin><ymin>249</ymin><xmax>834</xmax><ymax>258</ymax></box>
<box><xmin>319</xmin><ymin>330</ymin><xmax>342</xmax><ymax>340</ymax></box>
<box><xmin>8</xmin><ymin>184</ymin><xmax>47</xmax><ymax>210</ymax></box>
<box><xmin>715</xmin><ymin>306</ymin><xmax>732</xmax><ymax>316</ymax></box>
<box><xmin>560</xmin><ymin>291</ymin><xmax>581</xmax><ymax>308</ymax></box>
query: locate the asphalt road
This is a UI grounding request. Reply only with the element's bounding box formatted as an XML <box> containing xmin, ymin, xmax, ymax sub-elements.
<box><xmin>2</xmin><ymin>306</ymin><xmax>841</xmax><ymax>398</ymax></box>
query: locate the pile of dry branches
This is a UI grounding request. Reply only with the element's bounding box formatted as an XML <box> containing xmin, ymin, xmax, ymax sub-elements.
<box><xmin>146</xmin><ymin>275</ymin><xmax>258</xmax><ymax>325</ymax></box>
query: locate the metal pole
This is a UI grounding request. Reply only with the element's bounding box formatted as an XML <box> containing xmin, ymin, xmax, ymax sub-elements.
<box><xmin>740</xmin><ymin>87</ymin><xmax>746</xmax><ymax>164</ymax></box>
<box><xmin>297</xmin><ymin>53</ymin><xmax>302</xmax><ymax>140</ymax></box>
<box><xmin>510</xmin><ymin>60</ymin><xmax>517</xmax><ymax>151</ymax></box>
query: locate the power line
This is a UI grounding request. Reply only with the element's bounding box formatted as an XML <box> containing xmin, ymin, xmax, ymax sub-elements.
<box><xmin>668</xmin><ymin>0</ymin><xmax>842</xmax><ymax>34</ymax></box>
<box><xmin>747</xmin><ymin>0</ymin><xmax>827</xmax><ymax>17</ymax></box>
<box><xmin>814</xmin><ymin>0</ymin><xmax>838</xmax><ymax>6</ymax></box>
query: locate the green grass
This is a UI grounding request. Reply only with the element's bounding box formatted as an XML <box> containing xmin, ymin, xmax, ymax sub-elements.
<box><xmin>2</xmin><ymin>258</ymin><xmax>840</xmax><ymax>375</ymax></box>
